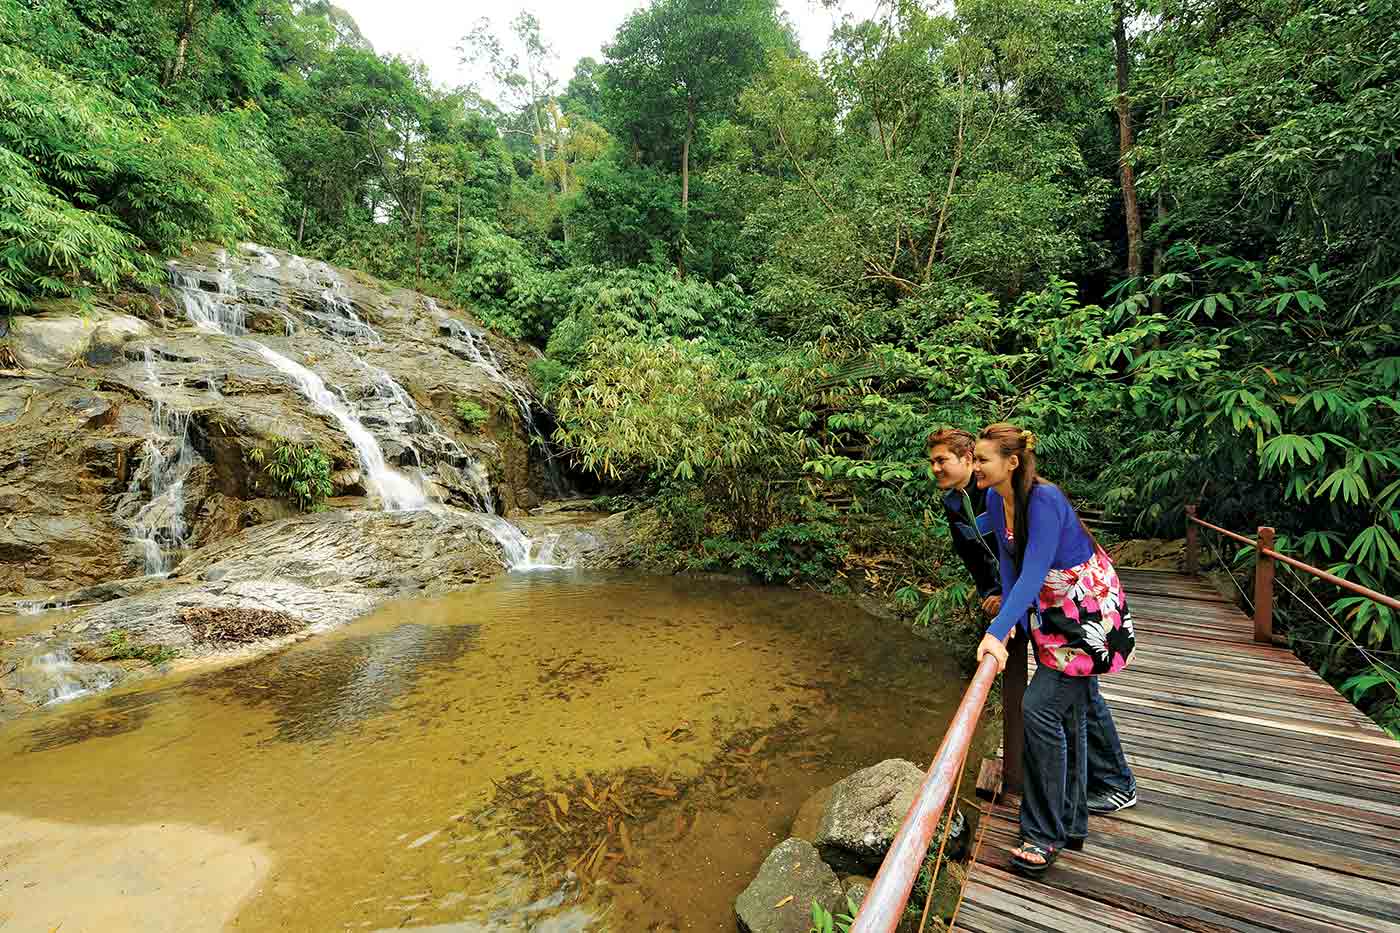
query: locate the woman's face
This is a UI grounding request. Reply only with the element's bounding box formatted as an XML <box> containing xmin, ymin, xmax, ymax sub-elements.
<box><xmin>927</xmin><ymin>445</ymin><xmax>974</xmax><ymax>490</ymax></box>
<box><xmin>974</xmin><ymin>439</ymin><xmax>1018</xmax><ymax>490</ymax></box>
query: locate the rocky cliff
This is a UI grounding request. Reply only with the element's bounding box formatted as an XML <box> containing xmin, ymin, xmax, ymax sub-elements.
<box><xmin>0</xmin><ymin>243</ymin><xmax>617</xmax><ymax>716</ymax></box>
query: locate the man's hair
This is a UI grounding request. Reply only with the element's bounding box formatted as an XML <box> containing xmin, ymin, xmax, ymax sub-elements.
<box><xmin>926</xmin><ymin>428</ymin><xmax>975</xmax><ymax>458</ymax></box>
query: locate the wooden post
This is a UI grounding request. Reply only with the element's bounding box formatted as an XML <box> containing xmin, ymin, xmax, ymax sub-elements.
<box><xmin>1254</xmin><ymin>526</ymin><xmax>1276</xmax><ymax>644</ymax></box>
<box><xmin>1185</xmin><ymin>504</ymin><xmax>1199</xmax><ymax>575</ymax></box>
<box><xmin>1002</xmin><ymin>626</ymin><xmax>1028</xmax><ymax>796</ymax></box>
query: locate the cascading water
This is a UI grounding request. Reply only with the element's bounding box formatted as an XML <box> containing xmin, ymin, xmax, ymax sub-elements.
<box><xmin>432</xmin><ymin>301</ymin><xmax>570</xmax><ymax>498</ymax></box>
<box><xmin>169</xmin><ymin>275</ymin><xmax>428</xmax><ymax>512</ymax></box>
<box><xmin>126</xmin><ymin>349</ymin><xmax>199</xmax><ymax>574</ymax></box>
<box><xmin>13</xmin><ymin>648</ymin><xmax>116</xmax><ymax>706</ymax></box>
<box><xmin>161</xmin><ymin>249</ymin><xmax>562</xmax><ymax>569</ymax></box>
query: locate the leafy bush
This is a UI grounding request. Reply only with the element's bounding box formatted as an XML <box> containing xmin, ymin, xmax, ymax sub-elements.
<box><xmin>562</xmin><ymin>157</ymin><xmax>683</xmax><ymax>268</ymax></box>
<box><xmin>246</xmin><ymin>437</ymin><xmax>334</xmax><ymax>512</ymax></box>
<box><xmin>0</xmin><ymin>26</ymin><xmax>287</xmax><ymax>311</ymax></box>
<box><xmin>703</xmin><ymin>520</ymin><xmax>848</xmax><ymax>586</ymax></box>
<box><xmin>104</xmin><ymin>630</ymin><xmax>179</xmax><ymax>666</ymax></box>
<box><xmin>453</xmin><ymin>399</ymin><xmax>490</xmax><ymax>431</ymax></box>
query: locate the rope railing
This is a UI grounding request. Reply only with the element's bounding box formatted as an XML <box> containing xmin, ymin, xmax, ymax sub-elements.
<box><xmin>1185</xmin><ymin>503</ymin><xmax>1400</xmax><ymax>644</ymax></box>
<box><xmin>850</xmin><ymin>652</ymin><xmax>1000</xmax><ymax>933</ymax></box>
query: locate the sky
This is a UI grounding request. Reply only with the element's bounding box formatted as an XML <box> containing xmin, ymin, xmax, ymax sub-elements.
<box><xmin>334</xmin><ymin>0</ymin><xmax>883</xmax><ymax>93</ymax></box>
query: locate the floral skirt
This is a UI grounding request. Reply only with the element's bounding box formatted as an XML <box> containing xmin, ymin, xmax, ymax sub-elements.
<box><xmin>1030</xmin><ymin>546</ymin><xmax>1136</xmax><ymax>676</ymax></box>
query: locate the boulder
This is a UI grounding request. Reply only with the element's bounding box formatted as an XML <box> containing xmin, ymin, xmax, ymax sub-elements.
<box><xmin>6</xmin><ymin>305</ymin><xmax>150</xmax><ymax>370</ymax></box>
<box><xmin>7</xmin><ymin>306</ymin><xmax>96</xmax><ymax>369</ymax></box>
<box><xmin>735</xmin><ymin>838</ymin><xmax>844</xmax><ymax>933</ymax></box>
<box><xmin>815</xmin><ymin>758</ymin><xmax>924</xmax><ymax>875</ymax></box>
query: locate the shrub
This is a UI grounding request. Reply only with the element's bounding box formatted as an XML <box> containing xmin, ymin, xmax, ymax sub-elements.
<box><xmin>453</xmin><ymin>399</ymin><xmax>490</xmax><ymax>431</ymax></box>
<box><xmin>246</xmin><ymin>437</ymin><xmax>333</xmax><ymax>511</ymax></box>
<box><xmin>0</xmin><ymin>34</ymin><xmax>287</xmax><ymax>311</ymax></box>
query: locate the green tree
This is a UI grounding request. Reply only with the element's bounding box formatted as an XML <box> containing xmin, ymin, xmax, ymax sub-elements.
<box><xmin>602</xmin><ymin>0</ymin><xmax>793</xmax><ymax>216</ymax></box>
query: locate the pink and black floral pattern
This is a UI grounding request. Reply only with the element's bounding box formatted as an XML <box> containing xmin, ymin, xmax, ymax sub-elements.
<box><xmin>1030</xmin><ymin>547</ymin><xmax>1136</xmax><ymax>676</ymax></box>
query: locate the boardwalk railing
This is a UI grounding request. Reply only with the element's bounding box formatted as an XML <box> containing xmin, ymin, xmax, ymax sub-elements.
<box><xmin>851</xmin><ymin>652</ymin><xmax>1000</xmax><ymax>932</ymax></box>
<box><xmin>1184</xmin><ymin>503</ymin><xmax>1400</xmax><ymax>643</ymax></box>
<box><xmin>853</xmin><ymin>503</ymin><xmax>1400</xmax><ymax>931</ymax></box>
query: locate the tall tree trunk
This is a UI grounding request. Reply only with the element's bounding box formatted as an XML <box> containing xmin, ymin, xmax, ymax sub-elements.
<box><xmin>413</xmin><ymin>185</ymin><xmax>424</xmax><ymax>290</ymax></box>
<box><xmin>681</xmin><ymin>96</ymin><xmax>695</xmax><ymax>211</ymax></box>
<box><xmin>168</xmin><ymin>0</ymin><xmax>197</xmax><ymax>84</ymax></box>
<box><xmin>925</xmin><ymin>69</ymin><xmax>967</xmax><ymax>283</ymax></box>
<box><xmin>1151</xmin><ymin>100</ymin><xmax>1166</xmax><ymax>314</ymax></box>
<box><xmin>532</xmin><ymin>103</ymin><xmax>548</xmax><ymax>177</ymax></box>
<box><xmin>453</xmin><ymin>188</ymin><xmax>463</xmax><ymax>277</ymax></box>
<box><xmin>1114</xmin><ymin>0</ymin><xmax>1142</xmax><ymax>278</ymax></box>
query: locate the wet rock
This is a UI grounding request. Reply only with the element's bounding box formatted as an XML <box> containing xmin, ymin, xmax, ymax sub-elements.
<box><xmin>6</xmin><ymin>304</ymin><xmax>150</xmax><ymax>370</ymax></box>
<box><xmin>790</xmin><ymin>784</ymin><xmax>834</xmax><ymax>841</ymax></box>
<box><xmin>1</xmin><ymin>245</ymin><xmax>556</xmax><ymax>596</ymax></box>
<box><xmin>815</xmin><ymin>758</ymin><xmax>924</xmax><ymax>875</ymax></box>
<box><xmin>515</xmin><ymin>510</ymin><xmax>634</xmax><ymax>568</ymax></box>
<box><xmin>0</xmin><ymin>506</ymin><xmax>525</xmax><ymax>717</ymax></box>
<box><xmin>735</xmin><ymin>838</ymin><xmax>844</xmax><ymax>933</ymax></box>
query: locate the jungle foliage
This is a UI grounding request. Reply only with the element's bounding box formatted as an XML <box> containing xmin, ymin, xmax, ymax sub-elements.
<box><xmin>4</xmin><ymin>0</ymin><xmax>1396</xmax><ymax>731</ymax></box>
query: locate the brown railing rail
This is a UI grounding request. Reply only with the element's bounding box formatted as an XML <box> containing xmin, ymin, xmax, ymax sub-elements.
<box><xmin>1185</xmin><ymin>503</ymin><xmax>1400</xmax><ymax>644</ymax></box>
<box><xmin>850</xmin><ymin>652</ymin><xmax>1000</xmax><ymax>932</ymax></box>
<box><xmin>851</xmin><ymin>503</ymin><xmax>1399</xmax><ymax>930</ymax></box>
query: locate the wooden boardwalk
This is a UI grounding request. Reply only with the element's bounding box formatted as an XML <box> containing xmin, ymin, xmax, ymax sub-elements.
<box><xmin>957</xmin><ymin>568</ymin><xmax>1400</xmax><ymax>933</ymax></box>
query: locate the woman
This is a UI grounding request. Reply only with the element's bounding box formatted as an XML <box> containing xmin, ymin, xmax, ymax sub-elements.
<box><xmin>973</xmin><ymin>423</ymin><xmax>1136</xmax><ymax>875</ymax></box>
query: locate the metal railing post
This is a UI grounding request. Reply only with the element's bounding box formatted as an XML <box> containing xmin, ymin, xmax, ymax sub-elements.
<box><xmin>1002</xmin><ymin>627</ymin><xmax>1028</xmax><ymax>796</ymax></box>
<box><xmin>1254</xmin><ymin>526</ymin><xmax>1276</xmax><ymax>644</ymax></box>
<box><xmin>1185</xmin><ymin>504</ymin><xmax>1199</xmax><ymax>575</ymax></box>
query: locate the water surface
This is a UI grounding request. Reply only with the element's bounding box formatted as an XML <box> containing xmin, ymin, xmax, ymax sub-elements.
<box><xmin>0</xmin><ymin>572</ymin><xmax>976</xmax><ymax>931</ymax></box>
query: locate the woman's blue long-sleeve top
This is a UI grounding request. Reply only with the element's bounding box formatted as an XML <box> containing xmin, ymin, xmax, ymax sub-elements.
<box><xmin>985</xmin><ymin>483</ymin><xmax>1095</xmax><ymax>641</ymax></box>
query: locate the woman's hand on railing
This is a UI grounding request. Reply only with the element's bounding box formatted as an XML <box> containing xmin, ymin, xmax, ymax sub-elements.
<box><xmin>977</xmin><ymin>632</ymin><xmax>1010</xmax><ymax>673</ymax></box>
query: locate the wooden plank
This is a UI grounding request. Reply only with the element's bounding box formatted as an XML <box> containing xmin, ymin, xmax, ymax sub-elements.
<box><xmin>977</xmin><ymin>819</ymin><xmax>1396</xmax><ymax>933</ymax></box>
<box><xmin>958</xmin><ymin>869</ymin><xmax>1199</xmax><ymax>933</ymax></box>
<box><xmin>975</xmin><ymin>756</ymin><xmax>1002</xmax><ymax>801</ymax></box>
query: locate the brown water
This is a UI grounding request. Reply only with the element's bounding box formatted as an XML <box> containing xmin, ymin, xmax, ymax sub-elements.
<box><xmin>0</xmin><ymin>572</ymin><xmax>977</xmax><ymax>932</ymax></box>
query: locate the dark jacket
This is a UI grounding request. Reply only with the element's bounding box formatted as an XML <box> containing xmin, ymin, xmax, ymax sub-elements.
<box><xmin>942</xmin><ymin>477</ymin><xmax>1002</xmax><ymax>599</ymax></box>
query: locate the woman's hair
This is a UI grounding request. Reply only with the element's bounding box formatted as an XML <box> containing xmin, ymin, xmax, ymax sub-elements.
<box><xmin>926</xmin><ymin>427</ymin><xmax>975</xmax><ymax>458</ymax></box>
<box><xmin>978</xmin><ymin>423</ymin><xmax>1042</xmax><ymax>568</ymax></box>
<box><xmin>979</xmin><ymin>422</ymin><xmax>1095</xmax><ymax>568</ymax></box>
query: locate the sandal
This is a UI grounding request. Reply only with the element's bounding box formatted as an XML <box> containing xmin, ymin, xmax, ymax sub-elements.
<box><xmin>1010</xmin><ymin>841</ymin><xmax>1059</xmax><ymax>876</ymax></box>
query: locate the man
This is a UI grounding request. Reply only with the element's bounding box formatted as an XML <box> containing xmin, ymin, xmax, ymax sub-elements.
<box><xmin>927</xmin><ymin>428</ymin><xmax>1136</xmax><ymax>814</ymax></box>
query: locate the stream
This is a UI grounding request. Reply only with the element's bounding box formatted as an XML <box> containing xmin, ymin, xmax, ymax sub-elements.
<box><xmin>0</xmin><ymin>572</ymin><xmax>975</xmax><ymax>931</ymax></box>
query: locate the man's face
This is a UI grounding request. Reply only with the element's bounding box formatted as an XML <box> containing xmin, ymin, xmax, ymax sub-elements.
<box><xmin>928</xmin><ymin>445</ymin><xmax>974</xmax><ymax>490</ymax></box>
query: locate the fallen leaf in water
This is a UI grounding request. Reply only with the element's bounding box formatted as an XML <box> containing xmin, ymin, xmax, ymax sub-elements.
<box><xmin>619</xmin><ymin>821</ymin><xmax>635</xmax><ymax>860</ymax></box>
<box><xmin>644</xmin><ymin>785</ymin><xmax>678</xmax><ymax>798</ymax></box>
<box><xmin>583</xmin><ymin>775</ymin><xmax>596</xmax><ymax>799</ymax></box>
<box><xmin>544</xmin><ymin>798</ymin><xmax>557</xmax><ymax>820</ymax></box>
<box><xmin>773</xmin><ymin>895</ymin><xmax>793</xmax><ymax>908</ymax></box>
<box><xmin>554</xmin><ymin>793</ymin><xmax>570</xmax><ymax>816</ymax></box>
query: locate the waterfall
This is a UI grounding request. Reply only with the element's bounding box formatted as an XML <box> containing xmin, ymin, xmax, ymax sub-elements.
<box><xmin>160</xmin><ymin>250</ymin><xmax>561</xmax><ymax>570</ymax></box>
<box><xmin>126</xmin><ymin>349</ymin><xmax>199</xmax><ymax>574</ymax></box>
<box><xmin>431</xmin><ymin>300</ymin><xmax>570</xmax><ymax>498</ymax></box>
<box><xmin>169</xmin><ymin>278</ymin><xmax>428</xmax><ymax>512</ymax></box>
